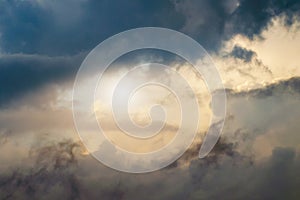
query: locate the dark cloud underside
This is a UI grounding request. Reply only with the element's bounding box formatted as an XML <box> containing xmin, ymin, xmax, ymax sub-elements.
<box><xmin>0</xmin><ymin>53</ymin><xmax>84</xmax><ymax>107</ymax></box>
<box><xmin>1</xmin><ymin>139</ymin><xmax>299</xmax><ymax>200</ymax></box>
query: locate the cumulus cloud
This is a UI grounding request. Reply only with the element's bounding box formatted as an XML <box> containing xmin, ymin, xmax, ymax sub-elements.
<box><xmin>0</xmin><ymin>1</ymin><xmax>300</xmax><ymax>199</ymax></box>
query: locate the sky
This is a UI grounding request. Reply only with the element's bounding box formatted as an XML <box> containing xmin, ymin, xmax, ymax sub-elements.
<box><xmin>0</xmin><ymin>0</ymin><xmax>300</xmax><ymax>199</ymax></box>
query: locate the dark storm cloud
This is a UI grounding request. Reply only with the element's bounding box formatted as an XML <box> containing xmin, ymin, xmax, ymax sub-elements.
<box><xmin>229</xmin><ymin>45</ymin><xmax>256</xmax><ymax>62</ymax></box>
<box><xmin>172</xmin><ymin>0</ymin><xmax>232</xmax><ymax>51</ymax></box>
<box><xmin>0</xmin><ymin>53</ymin><xmax>84</xmax><ymax>107</ymax></box>
<box><xmin>1</xmin><ymin>0</ymin><xmax>300</xmax><ymax>56</ymax></box>
<box><xmin>173</xmin><ymin>0</ymin><xmax>300</xmax><ymax>50</ymax></box>
<box><xmin>0</xmin><ymin>0</ymin><xmax>185</xmax><ymax>106</ymax></box>
<box><xmin>0</xmin><ymin>0</ymin><xmax>300</xmax><ymax>106</ymax></box>
<box><xmin>230</xmin><ymin>0</ymin><xmax>300</xmax><ymax>39</ymax></box>
<box><xmin>0</xmin><ymin>0</ymin><xmax>185</xmax><ymax>56</ymax></box>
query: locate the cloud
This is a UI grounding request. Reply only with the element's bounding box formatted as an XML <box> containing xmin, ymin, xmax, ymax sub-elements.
<box><xmin>0</xmin><ymin>0</ymin><xmax>299</xmax><ymax>108</ymax></box>
<box><xmin>1</xmin><ymin>74</ymin><xmax>300</xmax><ymax>199</ymax></box>
<box><xmin>228</xmin><ymin>76</ymin><xmax>300</xmax><ymax>97</ymax></box>
<box><xmin>1</xmin><ymin>0</ymin><xmax>299</xmax><ymax>56</ymax></box>
<box><xmin>0</xmin><ymin>129</ymin><xmax>10</xmax><ymax>145</ymax></box>
<box><xmin>188</xmin><ymin>146</ymin><xmax>300</xmax><ymax>200</ymax></box>
<box><xmin>0</xmin><ymin>140</ymin><xmax>83</xmax><ymax>200</ymax></box>
<box><xmin>229</xmin><ymin>0</ymin><xmax>300</xmax><ymax>39</ymax></box>
<box><xmin>222</xmin><ymin>77</ymin><xmax>300</xmax><ymax>160</ymax></box>
<box><xmin>2</xmin><ymin>135</ymin><xmax>299</xmax><ymax>199</ymax></box>
<box><xmin>172</xmin><ymin>0</ymin><xmax>300</xmax><ymax>51</ymax></box>
<box><xmin>0</xmin><ymin>53</ymin><xmax>84</xmax><ymax>107</ymax></box>
<box><xmin>229</xmin><ymin>45</ymin><xmax>256</xmax><ymax>62</ymax></box>
<box><xmin>0</xmin><ymin>0</ymin><xmax>184</xmax><ymax>56</ymax></box>
<box><xmin>172</xmin><ymin>0</ymin><xmax>232</xmax><ymax>50</ymax></box>
<box><xmin>0</xmin><ymin>2</ymin><xmax>300</xmax><ymax>199</ymax></box>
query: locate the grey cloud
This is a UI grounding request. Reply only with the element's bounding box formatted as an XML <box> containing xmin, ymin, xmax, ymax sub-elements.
<box><xmin>0</xmin><ymin>53</ymin><xmax>84</xmax><ymax>108</ymax></box>
<box><xmin>173</xmin><ymin>0</ymin><xmax>231</xmax><ymax>51</ymax></box>
<box><xmin>0</xmin><ymin>140</ymin><xmax>82</xmax><ymax>200</ymax></box>
<box><xmin>224</xmin><ymin>45</ymin><xmax>273</xmax><ymax>78</ymax></box>
<box><xmin>167</xmin><ymin>136</ymin><xmax>242</xmax><ymax>169</ymax></box>
<box><xmin>1</xmin><ymin>105</ymin><xmax>300</xmax><ymax>200</ymax></box>
<box><xmin>1</xmin><ymin>139</ymin><xmax>298</xmax><ymax>200</ymax></box>
<box><xmin>218</xmin><ymin>77</ymin><xmax>300</xmax><ymax>159</ymax></box>
<box><xmin>188</xmin><ymin>147</ymin><xmax>300</xmax><ymax>200</ymax></box>
<box><xmin>0</xmin><ymin>0</ymin><xmax>299</xmax><ymax>107</ymax></box>
<box><xmin>228</xmin><ymin>76</ymin><xmax>300</xmax><ymax>97</ymax></box>
<box><xmin>0</xmin><ymin>0</ymin><xmax>185</xmax><ymax>56</ymax></box>
<box><xmin>0</xmin><ymin>129</ymin><xmax>10</xmax><ymax>145</ymax></box>
<box><xmin>229</xmin><ymin>0</ymin><xmax>300</xmax><ymax>39</ymax></box>
<box><xmin>1</xmin><ymin>0</ymin><xmax>299</xmax><ymax>56</ymax></box>
<box><xmin>174</xmin><ymin>0</ymin><xmax>300</xmax><ymax>51</ymax></box>
<box><xmin>230</xmin><ymin>45</ymin><xmax>256</xmax><ymax>62</ymax></box>
<box><xmin>0</xmin><ymin>1</ymin><xmax>300</xmax><ymax>199</ymax></box>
